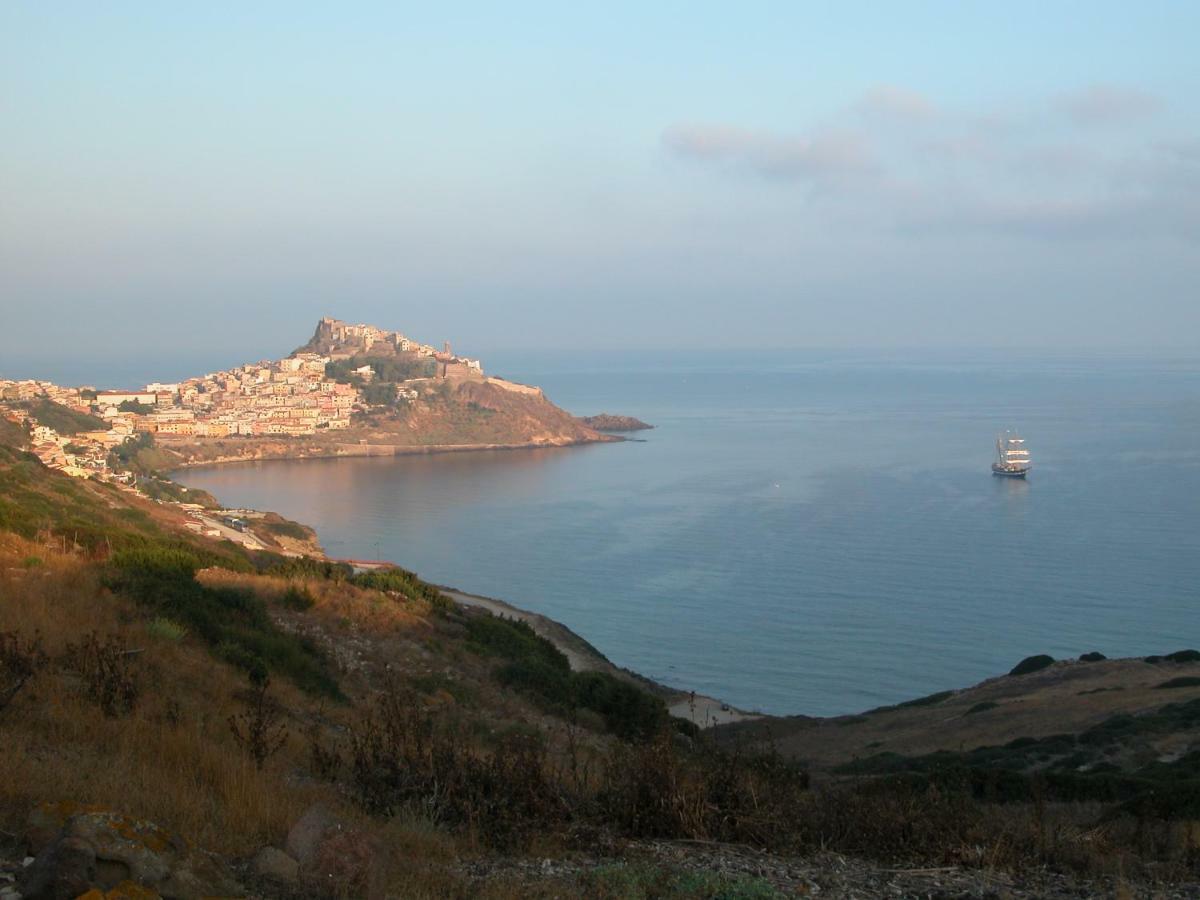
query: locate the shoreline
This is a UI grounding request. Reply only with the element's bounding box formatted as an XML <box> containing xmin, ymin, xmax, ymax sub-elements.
<box><xmin>161</xmin><ymin>433</ymin><xmax>623</xmax><ymax>471</ymax></box>
<box><xmin>439</xmin><ymin>586</ymin><xmax>761</xmax><ymax>729</ymax></box>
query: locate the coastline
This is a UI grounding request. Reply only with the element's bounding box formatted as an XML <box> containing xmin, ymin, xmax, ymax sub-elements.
<box><xmin>441</xmin><ymin>586</ymin><xmax>761</xmax><ymax>729</ymax></box>
<box><xmin>161</xmin><ymin>433</ymin><xmax>623</xmax><ymax>471</ymax></box>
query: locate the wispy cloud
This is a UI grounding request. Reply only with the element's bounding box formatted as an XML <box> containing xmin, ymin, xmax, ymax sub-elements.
<box><xmin>663</xmin><ymin>83</ymin><xmax>1197</xmax><ymax>240</ymax></box>
<box><xmin>856</xmin><ymin>85</ymin><xmax>936</xmax><ymax>122</ymax></box>
<box><xmin>1054</xmin><ymin>84</ymin><xmax>1160</xmax><ymax>125</ymax></box>
<box><xmin>661</xmin><ymin>124</ymin><xmax>874</xmax><ymax>183</ymax></box>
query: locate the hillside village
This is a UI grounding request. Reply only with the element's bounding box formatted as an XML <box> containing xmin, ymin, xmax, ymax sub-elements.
<box><xmin>0</xmin><ymin>318</ymin><xmax>490</xmax><ymax>483</ymax></box>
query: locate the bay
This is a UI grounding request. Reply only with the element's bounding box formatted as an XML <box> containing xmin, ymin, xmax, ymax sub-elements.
<box><xmin>176</xmin><ymin>350</ymin><xmax>1200</xmax><ymax>716</ymax></box>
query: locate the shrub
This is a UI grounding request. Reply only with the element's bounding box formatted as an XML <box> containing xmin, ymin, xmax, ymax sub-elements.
<box><xmin>279</xmin><ymin>585</ymin><xmax>315</xmax><ymax>610</ymax></box>
<box><xmin>1079</xmin><ymin>651</ymin><xmax>1107</xmax><ymax>662</ymax></box>
<box><xmin>0</xmin><ymin>631</ymin><xmax>48</xmax><ymax>713</ymax></box>
<box><xmin>348</xmin><ymin>685</ymin><xmax>567</xmax><ymax>848</ymax></box>
<box><xmin>64</xmin><ymin>632</ymin><xmax>139</xmax><ymax>717</ymax></box>
<box><xmin>147</xmin><ymin>617</ymin><xmax>189</xmax><ymax>641</ymax></box>
<box><xmin>1008</xmin><ymin>654</ymin><xmax>1055</xmax><ymax>676</ymax></box>
<box><xmin>1155</xmin><ymin>677</ymin><xmax>1200</xmax><ymax>690</ymax></box>
<box><xmin>600</xmin><ymin>730</ymin><xmax>810</xmax><ymax>846</ymax></box>
<box><xmin>1165</xmin><ymin>649</ymin><xmax>1200</xmax><ymax>663</ymax></box>
<box><xmin>263</xmin><ymin>519</ymin><xmax>310</xmax><ymax>540</ymax></box>
<box><xmin>258</xmin><ymin>554</ymin><xmax>352</xmax><ymax>581</ymax></box>
<box><xmin>965</xmin><ymin>701</ymin><xmax>999</xmax><ymax>715</ymax></box>
<box><xmin>352</xmin><ymin>567</ymin><xmax>452</xmax><ymax>610</ymax></box>
<box><xmin>867</xmin><ymin>690</ymin><xmax>955</xmax><ymax>715</ymax></box>
<box><xmin>105</xmin><ymin>549</ymin><xmax>340</xmax><ymax>698</ymax></box>
<box><xmin>469</xmin><ymin>612</ymin><xmax>668</xmax><ymax>739</ymax></box>
<box><xmin>571</xmin><ymin>671</ymin><xmax>669</xmax><ymax>740</ymax></box>
<box><xmin>228</xmin><ymin>677</ymin><xmax>289</xmax><ymax>770</ymax></box>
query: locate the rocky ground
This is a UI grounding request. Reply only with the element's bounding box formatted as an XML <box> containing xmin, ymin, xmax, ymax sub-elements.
<box><xmin>8</xmin><ymin>821</ymin><xmax>1195</xmax><ymax>900</ymax></box>
<box><xmin>457</xmin><ymin>840</ymin><xmax>1199</xmax><ymax>898</ymax></box>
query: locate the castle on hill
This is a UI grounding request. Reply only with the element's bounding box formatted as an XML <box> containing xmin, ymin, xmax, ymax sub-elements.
<box><xmin>303</xmin><ymin>317</ymin><xmax>482</xmax><ymax>377</ymax></box>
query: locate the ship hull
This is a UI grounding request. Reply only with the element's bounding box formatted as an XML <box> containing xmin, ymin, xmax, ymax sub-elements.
<box><xmin>992</xmin><ymin>464</ymin><xmax>1028</xmax><ymax>478</ymax></box>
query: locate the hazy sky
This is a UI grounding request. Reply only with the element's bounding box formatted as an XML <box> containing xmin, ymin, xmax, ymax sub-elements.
<box><xmin>3</xmin><ymin>2</ymin><xmax>1199</xmax><ymax>379</ymax></box>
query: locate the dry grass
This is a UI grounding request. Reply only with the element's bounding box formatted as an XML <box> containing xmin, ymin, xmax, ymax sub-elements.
<box><xmin>0</xmin><ymin>548</ymin><xmax>339</xmax><ymax>854</ymax></box>
<box><xmin>196</xmin><ymin>567</ymin><xmax>432</xmax><ymax>633</ymax></box>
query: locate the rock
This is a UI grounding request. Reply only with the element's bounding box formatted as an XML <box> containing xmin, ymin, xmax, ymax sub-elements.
<box><xmin>18</xmin><ymin>810</ymin><xmax>241</xmax><ymax>900</ymax></box>
<box><xmin>303</xmin><ymin>828</ymin><xmax>384</xmax><ymax>900</ymax></box>
<box><xmin>252</xmin><ymin>847</ymin><xmax>298</xmax><ymax>884</ymax></box>
<box><xmin>24</xmin><ymin>802</ymin><xmax>106</xmax><ymax>856</ymax></box>
<box><xmin>284</xmin><ymin>803</ymin><xmax>337</xmax><ymax>867</ymax></box>
<box><xmin>76</xmin><ymin>883</ymin><xmax>160</xmax><ymax>899</ymax></box>
<box><xmin>285</xmin><ymin>803</ymin><xmax>384</xmax><ymax>899</ymax></box>
<box><xmin>19</xmin><ymin>834</ymin><xmax>95</xmax><ymax>900</ymax></box>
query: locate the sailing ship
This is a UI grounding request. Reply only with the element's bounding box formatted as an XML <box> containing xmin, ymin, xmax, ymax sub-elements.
<box><xmin>992</xmin><ymin>430</ymin><xmax>1031</xmax><ymax>478</ymax></box>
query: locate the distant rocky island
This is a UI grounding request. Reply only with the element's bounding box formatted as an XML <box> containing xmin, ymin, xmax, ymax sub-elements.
<box><xmin>577</xmin><ymin>413</ymin><xmax>654</xmax><ymax>432</ymax></box>
<box><xmin>0</xmin><ymin>317</ymin><xmax>641</xmax><ymax>475</ymax></box>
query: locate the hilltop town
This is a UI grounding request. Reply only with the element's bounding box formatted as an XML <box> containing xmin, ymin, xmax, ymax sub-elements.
<box><xmin>0</xmin><ymin>317</ymin><xmax>610</xmax><ymax>482</ymax></box>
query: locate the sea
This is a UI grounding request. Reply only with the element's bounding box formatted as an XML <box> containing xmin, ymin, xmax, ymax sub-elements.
<box><xmin>172</xmin><ymin>350</ymin><xmax>1200</xmax><ymax>717</ymax></box>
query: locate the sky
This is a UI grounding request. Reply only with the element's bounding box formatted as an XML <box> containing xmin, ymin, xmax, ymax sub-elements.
<box><xmin>3</xmin><ymin>2</ymin><xmax>1199</xmax><ymax>382</ymax></box>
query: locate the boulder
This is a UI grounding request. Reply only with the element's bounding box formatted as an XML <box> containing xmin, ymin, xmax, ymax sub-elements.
<box><xmin>285</xmin><ymin>803</ymin><xmax>384</xmax><ymax>899</ymax></box>
<box><xmin>18</xmin><ymin>810</ymin><xmax>241</xmax><ymax>900</ymax></box>
<box><xmin>303</xmin><ymin>828</ymin><xmax>384</xmax><ymax>900</ymax></box>
<box><xmin>284</xmin><ymin>803</ymin><xmax>337</xmax><ymax>867</ymax></box>
<box><xmin>24</xmin><ymin>801</ymin><xmax>107</xmax><ymax>855</ymax></box>
<box><xmin>20</xmin><ymin>834</ymin><xmax>95</xmax><ymax>900</ymax></box>
<box><xmin>252</xmin><ymin>846</ymin><xmax>298</xmax><ymax>884</ymax></box>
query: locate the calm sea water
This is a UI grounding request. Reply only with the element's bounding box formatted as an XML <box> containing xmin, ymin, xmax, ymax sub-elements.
<box><xmin>176</xmin><ymin>351</ymin><xmax>1200</xmax><ymax>716</ymax></box>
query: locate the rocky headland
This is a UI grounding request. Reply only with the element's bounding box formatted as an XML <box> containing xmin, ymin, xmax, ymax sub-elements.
<box><xmin>576</xmin><ymin>413</ymin><xmax>654</xmax><ymax>432</ymax></box>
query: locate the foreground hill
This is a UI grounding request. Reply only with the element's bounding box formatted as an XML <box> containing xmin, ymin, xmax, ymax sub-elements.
<box><xmin>1</xmin><ymin>441</ymin><xmax>1198</xmax><ymax>896</ymax></box>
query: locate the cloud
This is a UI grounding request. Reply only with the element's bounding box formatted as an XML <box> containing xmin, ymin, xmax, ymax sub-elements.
<box><xmin>664</xmin><ymin>85</ymin><xmax>1198</xmax><ymax>240</ymax></box>
<box><xmin>661</xmin><ymin>124</ymin><xmax>874</xmax><ymax>183</ymax></box>
<box><xmin>1055</xmin><ymin>84</ymin><xmax>1160</xmax><ymax>125</ymax></box>
<box><xmin>856</xmin><ymin>85</ymin><xmax>936</xmax><ymax>122</ymax></box>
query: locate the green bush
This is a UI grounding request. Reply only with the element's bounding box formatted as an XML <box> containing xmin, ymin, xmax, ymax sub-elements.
<box><xmin>467</xmin><ymin>613</ymin><xmax>667</xmax><ymax>739</ymax></box>
<box><xmin>1155</xmin><ymin>677</ymin><xmax>1200</xmax><ymax>690</ymax></box>
<box><xmin>1165</xmin><ymin>649</ymin><xmax>1200</xmax><ymax>663</ymax></box>
<box><xmin>147</xmin><ymin>617</ymin><xmax>189</xmax><ymax>641</ymax></box>
<box><xmin>867</xmin><ymin>689</ymin><xmax>955</xmax><ymax>715</ymax></box>
<box><xmin>278</xmin><ymin>585</ymin><xmax>315</xmax><ymax>610</ymax></box>
<box><xmin>466</xmin><ymin>614</ymin><xmax>569</xmax><ymax>672</ymax></box>
<box><xmin>257</xmin><ymin>554</ymin><xmax>353</xmax><ymax>580</ymax></box>
<box><xmin>965</xmin><ymin>701</ymin><xmax>999</xmax><ymax>715</ymax></box>
<box><xmin>351</xmin><ymin>567</ymin><xmax>452</xmax><ymax>610</ymax></box>
<box><xmin>16</xmin><ymin>399</ymin><xmax>106</xmax><ymax>435</ymax></box>
<box><xmin>263</xmin><ymin>519</ymin><xmax>310</xmax><ymax>540</ymax></box>
<box><xmin>1008</xmin><ymin>654</ymin><xmax>1055</xmax><ymax>676</ymax></box>
<box><xmin>1079</xmin><ymin>651</ymin><xmax>1107</xmax><ymax>662</ymax></box>
<box><xmin>105</xmin><ymin>550</ymin><xmax>340</xmax><ymax>698</ymax></box>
